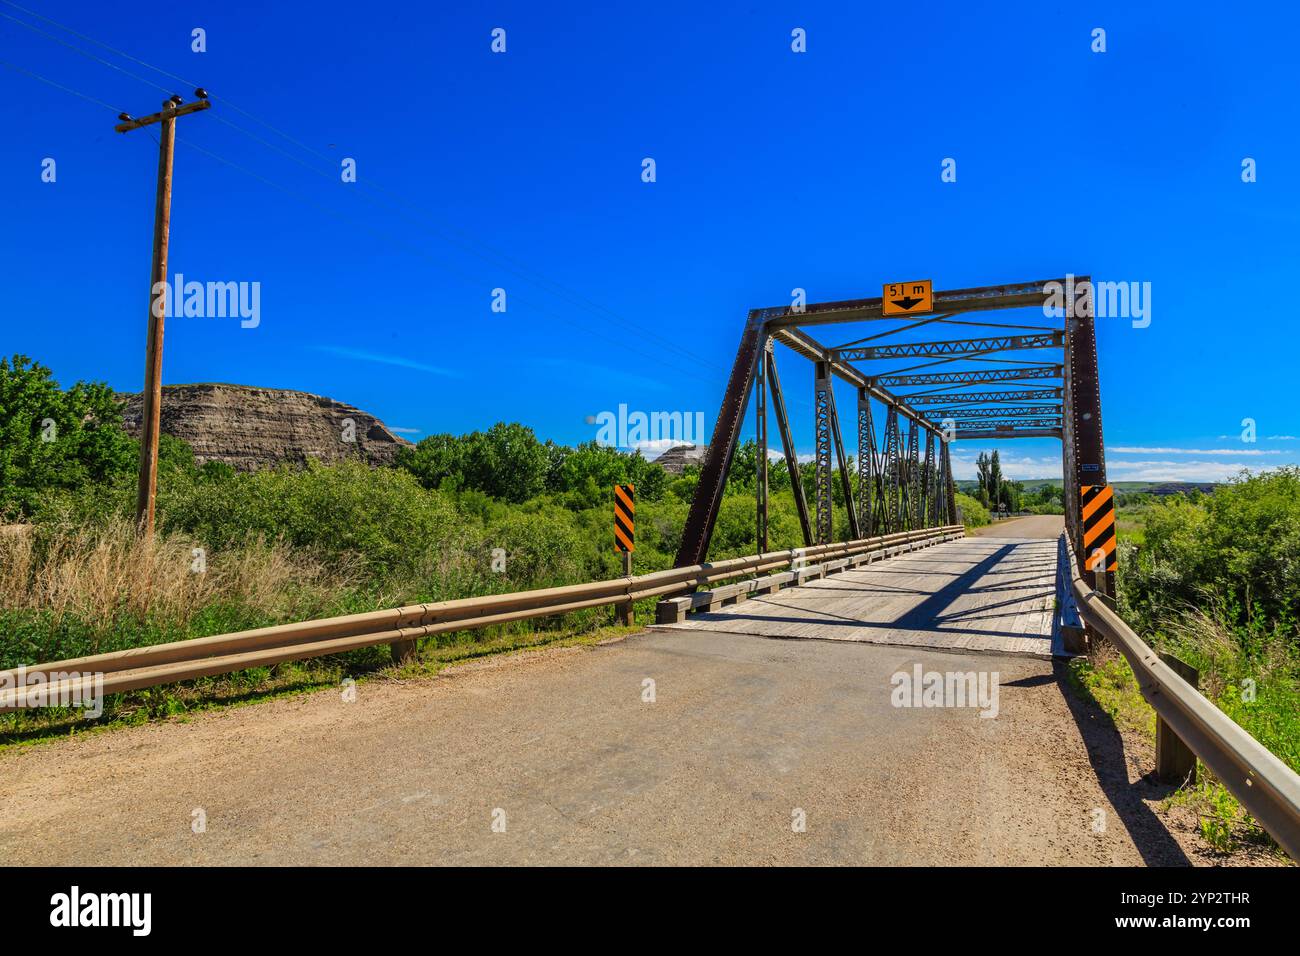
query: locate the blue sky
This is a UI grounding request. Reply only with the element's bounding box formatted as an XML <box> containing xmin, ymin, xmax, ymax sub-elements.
<box><xmin>2</xmin><ymin>0</ymin><xmax>1297</xmax><ymax>481</ymax></box>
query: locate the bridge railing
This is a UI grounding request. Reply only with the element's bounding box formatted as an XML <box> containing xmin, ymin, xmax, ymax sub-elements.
<box><xmin>0</xmin><ymin>525</ymin><xmax>963</xmax><ymax>712</ymax></box>
<box><xmin>1071</xmin><ymin>567</ymin><xmax>1300</xmax><ymax>860</ymax></box>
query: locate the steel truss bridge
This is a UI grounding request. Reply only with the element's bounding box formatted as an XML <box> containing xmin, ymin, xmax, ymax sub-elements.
<box><xmin>674</xmin><ymin>277</ymin><xmax>1109</xmax><ymax>584</ymax></box>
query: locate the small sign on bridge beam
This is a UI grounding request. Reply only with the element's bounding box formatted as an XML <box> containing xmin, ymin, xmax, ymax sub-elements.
<box><xmin>883</xmin><ymin>279</ymin><xmax>933</xmax><ymax>316</ymax></box>
<box><xmin>1081</xmin><ymin>484</ymin><xmax>1117</xmax><ymax>572</ymax></box>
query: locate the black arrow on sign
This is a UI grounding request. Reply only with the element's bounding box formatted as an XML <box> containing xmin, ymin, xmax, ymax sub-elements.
<box><xmin>891</xmin><ymin>296</ymin><xmax>924</xmax><ymax>311</ymax></box>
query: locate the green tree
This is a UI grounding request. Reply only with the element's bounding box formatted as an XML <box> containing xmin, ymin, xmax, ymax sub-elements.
<box><xmin>0</xmin><ymin>355</ymin><xmax>137</xmax><ymax>516</ymax></box>
<box><xmin>395</xmin><ymin>433</ymin><xmax>465</xmax><ymax>492</ymax></box>
<box><xmin>461</xmin><ymin>422</ymin><xmax>550</xmax><ymax>503</ymax></box>
<box><xmin>975</xmin><ymin>452</ymin><xmax>991</xmax><ymax>507</ymax></box>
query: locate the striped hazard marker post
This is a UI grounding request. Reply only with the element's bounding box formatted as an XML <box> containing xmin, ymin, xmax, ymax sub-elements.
<box><xmin>1080</xmin><ymin>484</ymin><xmax>1116</xmax><ymax>596</ymax></box>
<box><xmin>614</xmin><ymin>484</ymin><xmax>635</xmax><ymax>625</ymax></box>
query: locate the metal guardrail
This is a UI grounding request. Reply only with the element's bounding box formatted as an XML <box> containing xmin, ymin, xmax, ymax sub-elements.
<box><xmin>1071</xmin><ymin>569</ymin><xmax>1300</xmax><ymax>861</ymax></box>
<box><xmin>0</xmin><ymin>525</ymin><xmax>963</xmax><ymax>712</ymax></box>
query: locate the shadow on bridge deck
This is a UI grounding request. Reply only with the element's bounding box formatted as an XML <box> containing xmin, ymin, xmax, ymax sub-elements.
<box><xmin>652</xmin><ymin>535</ymin><xmax>1061</xmax><ymax>658</ymax></box>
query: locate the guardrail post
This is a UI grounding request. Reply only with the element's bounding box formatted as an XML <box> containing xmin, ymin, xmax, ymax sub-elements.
<box><xmin>1156</xmin><ymin>653</ymin><xmax>1199</xmax><ymax>785</ymax></box>
<box><xmin>390</xmin><ymin>636</ymin><xmax>419</xmax><ymax>665</ymax></box>
<box><xmin>615</xmin><ymin>551</ymin><xmax>635</xmax><ymax>626</ymax></box>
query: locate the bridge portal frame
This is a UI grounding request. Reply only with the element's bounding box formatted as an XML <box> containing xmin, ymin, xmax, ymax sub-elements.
<box><xmin>674</xmin><ymin>276</ymin><xmax>1109</xmax><ymax>590</ymax></box>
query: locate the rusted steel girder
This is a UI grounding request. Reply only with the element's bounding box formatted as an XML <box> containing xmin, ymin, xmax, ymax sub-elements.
<box><xmin>814</xmin><ymin>363</ymin><xmax>834</xmax><ymax>544</ymax></box>
<box><xmin>923</xmin><ymin>405</ymin><xmax>1064</xmax><ymax>420</ymax></box>
<box><xmin>906</xmin><ymin>388</ymin><xmax>1062</xmax><ymax>406</ymax></box>
<box><xmin>1063</xmin><ymin>275</ymin><xmax>1112</xmax><ymax>590</ymax></box>
<box><xmin>883</xmin><ymin>406</ymin><xmax>903</xmax><ymax>533</ymax></box>
<box><xmin>767</xmin><ymin>348</ymin><xmax>812</xmax><ymax>548</ymax></box>
<box><xmin>905</xmin><ymin>420</ymin><xmax>921</xmax><ymax>529</ymax></box>
<box><xmin>675</xmin><ymin>312</ymin><xmax>767</xmax><ymax>567</ymax></box>
<box><xmin>755</xmin><ymin>339</ymin><xmax>768</xmax><ymax>553</ymax></box>
<box><xmin>762</xmin><ymin>278</ymin><xmax>1071</xmax><ymax>329</ymax></box>
<box><xmin>857</xmin><ymin>388</ymin><xmax>880</xmax><ymax>537</ymax></box>
<box><xmin>941</xmin><ymin>440</ymin><xmax>957</xmax><ymax>525</ymax></box>
<box><xmin>880</xmin><ymin>365</ymin><xmax>1062</xmax><ymax>389</ymax></box>
<box><xmin>836</xmin><ymin>331</ymin><xmax>1061</xmax><ymax>362</ymax></box>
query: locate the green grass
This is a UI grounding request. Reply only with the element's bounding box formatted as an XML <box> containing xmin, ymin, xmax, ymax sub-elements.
<box><xmin>0</xmin><ymin>618</ymin><xmax>640</xmax><ymax>750</ymax></box>
<box><xmin>1067</xmin><ymin>617</ymin><xmax>1298</xmax><ymax>862</ymax></box>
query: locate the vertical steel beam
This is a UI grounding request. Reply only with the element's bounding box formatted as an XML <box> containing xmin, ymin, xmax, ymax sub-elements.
<box><xmin>1064</xmin><ymin>275</ymin><xmax>1111</xmax><ymax>589</ymax></box>
<box><xmin>675</xmin><ymin>313</ymin><xmax>766</xmax><ymax>567</ymax></box>
<box><xmin>883</xmin><ymin>406</ymin><xmax>902</xmax><ymax>533</ymax></box>
<box><xmin>905</xmin><ymin>421</ymin><xmax>920</xmax><ymax>530</ymax></box>
<box><xmin>755</xmin><ymin>337</ymin><xmax>769</xmax><ymax>553</ymax></box>
<box><xmin>768</xmin><ymin>349</ymin><xmax>813</xmax><ymax>547</ymax></box>
<box><xmin>857</xmin><ymin>388</ymin><xmax>878</xmax><ymax>537</ymax></box>
<box><xmin>825</xmin><ymin>379</ymin><xmax>861</xmax><ymax>540</ymax></box>
<box><xmin>923</xmin><ymin>431</ymin><xmax>936</xmax><ymax>528</ymax></box>
<box><xmin>942</xmin><ymin>439</ymin><xmax>957</xmax><ymax>525</ymax></box>
<box><xmin>814</xmin><ymin>361</ymin><xmax>834</xmax><ymax>544</ymax></box>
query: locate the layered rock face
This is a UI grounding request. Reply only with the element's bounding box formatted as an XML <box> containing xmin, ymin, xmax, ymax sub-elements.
<box><xmin>654</xmin><ymin>444</ymin><xmax>709</xmax><ymax>474</ymax></box>
<box><xmin>118</xmin><ymin>383</ymin><xmax>413</xmax><ymax>471</ymax></box>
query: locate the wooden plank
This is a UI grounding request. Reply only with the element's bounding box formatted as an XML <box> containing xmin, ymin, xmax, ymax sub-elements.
<box><xmin>653</xmin><ymin>536</ymin><xmax>1058</xmax><ymax>658</ymax></box>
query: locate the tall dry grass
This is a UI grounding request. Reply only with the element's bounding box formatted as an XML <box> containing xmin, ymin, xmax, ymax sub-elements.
<box><xmin>0</xmin><ymin>518</ymin><xmax>347</xmax><ymax>633</ymax></box>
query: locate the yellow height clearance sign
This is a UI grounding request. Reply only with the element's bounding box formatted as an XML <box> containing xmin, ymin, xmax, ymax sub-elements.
<box><xmin>882</xmin><ymin>279</ymin><xmax>933</xmax><ymax>316</ymax></box>
<box><xmin>1081</xmin><ymin>484</ymin><xmax>1116</xmax><ymax>572</ymax></box>
<box><xmin>614</xmin><ymin>483</ymin><xmax>635</xmax><ymax>552</ymax></box>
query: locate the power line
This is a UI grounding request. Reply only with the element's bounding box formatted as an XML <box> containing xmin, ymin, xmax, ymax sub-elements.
<box><xmin>0</xmin><ymin>9</ymin><xmax>173</xmax><ymax>95</ymax></box>
<box><xmin>0</xmin><ymin>0</ymin><xmax>733</xmax><ymax>381</ymax></box>
<box><xmin>0</xmin><ymin>56</ymin><xmax>121</xmax><ymax>111</ymax></box>
<box><xmin>0</xmin><ymin>44</ymin><xmax>699</xmax><ymax>381</ymax></box>
<box><xmin>2</xmin><ymin>6</ymin><xmax>826</xmax><ymax>442</ymax></box>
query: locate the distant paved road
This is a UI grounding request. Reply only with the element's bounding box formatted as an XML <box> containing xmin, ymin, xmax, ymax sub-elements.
<box><xmin>973</xmin><ymin>514</ymin><xmax>1064</xmax><ymax>540</ymax></box>
<box><xmin>0</xmin><ymin>620</ymin><xmax>1193</xmax><ymax>865</ymax></box>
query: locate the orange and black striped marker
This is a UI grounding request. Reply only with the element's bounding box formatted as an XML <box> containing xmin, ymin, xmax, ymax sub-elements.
<box><xmin>1080</xmin><ymin>484</ymin><xmax>1116</xmax><ymax>571</ymax></box>
<box><xmin>614</xmin><ymin>484</ymin><xmax>635</xmax><ymax>552</ymax></box>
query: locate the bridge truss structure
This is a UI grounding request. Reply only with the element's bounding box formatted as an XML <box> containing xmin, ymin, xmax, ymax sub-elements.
<box><xmin>675</xmin><ymin>276</ymin><xmax>1109</xmax><ymax>586</ymax></box>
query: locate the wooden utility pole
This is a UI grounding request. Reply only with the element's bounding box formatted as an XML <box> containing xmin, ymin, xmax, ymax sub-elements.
<box><xmin>117</xmin><ymin>93</ymin><xmax>211</xmax><ymax>537</ymax></box>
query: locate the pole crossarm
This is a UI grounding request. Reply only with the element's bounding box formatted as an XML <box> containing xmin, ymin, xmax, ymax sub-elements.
<box><xmin>834</xmin><ymin>330</ymin><xmax>1062</xmax><ymax>362</ymax></box>
<box><xmin>115</xmin><ymin>98</ymin><xmax>211</xmax><ymax>132</ymax></box>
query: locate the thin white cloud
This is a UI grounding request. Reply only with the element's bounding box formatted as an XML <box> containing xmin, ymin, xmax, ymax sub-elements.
<box><xmin>389</xmin><ymin>426</ymin><xmax>422</xmax><ymax>434</ymax></box>
<box><xmin>312</xmin><ymin>345</ymin><xmax>461</xmax><ymax>378</ymax></box>
<box><xmin>1106</xmin><ymin>460</ymin><xmax>1269</xmax><ymax>482</ymax></box>
<box><xmin>629</xmin><ymin>438</ymin><xmax>683</xmax><ymax>459</ymax></box>
<box><xmin>1266</xmin><ymin>435</ymin><xmax>1297</xmax><ymax>441</ymax></box>
<box><xmin>1111</xmin><ymin>446</ymin><xmax>1279</xmax><ymax>456</ymax></box>
<box><xmin>948</xmin><ymin>453</ymin><xmax>1062</xmax><ymax>481</ymax></box>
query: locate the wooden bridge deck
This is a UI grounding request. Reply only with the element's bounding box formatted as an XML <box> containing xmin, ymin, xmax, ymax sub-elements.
<box><xmin>653</xmin><ymin>535</ymin><xmax>1061</xmax><ymax>658</ymax></box>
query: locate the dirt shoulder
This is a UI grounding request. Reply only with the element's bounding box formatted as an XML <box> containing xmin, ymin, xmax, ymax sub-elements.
<box><xmin>0</xmin><ymin>627</ymin><xmax>1235</xmax><ymax>866</ymax></box>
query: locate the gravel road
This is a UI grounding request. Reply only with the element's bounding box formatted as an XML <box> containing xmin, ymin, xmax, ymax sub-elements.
<box><xmin>0</xmin><ymin>623</ymin><xmax>1198</xmax><ymax>865</ymax></box>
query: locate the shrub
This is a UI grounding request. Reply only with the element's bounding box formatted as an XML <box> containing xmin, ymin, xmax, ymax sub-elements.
<box><xmin>0</xmin><ymin>355</ymin><xmax>137</xmax><ymax>516</ymax></box>
<box><xmin>956</xmin><ymin>492</ymin><xmax>990</xmax><ymax>528</ymax></box>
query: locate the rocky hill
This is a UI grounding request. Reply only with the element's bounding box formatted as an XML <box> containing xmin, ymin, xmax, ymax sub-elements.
<box><xmin>118</xmin><ymin>383</ymin><xmax>413</xmax><ymax>471</ymax></box>
<box><xmin>655</xmin><ymin>444</ymin><xmax>708</xmax><ymax>474</ymax></box>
